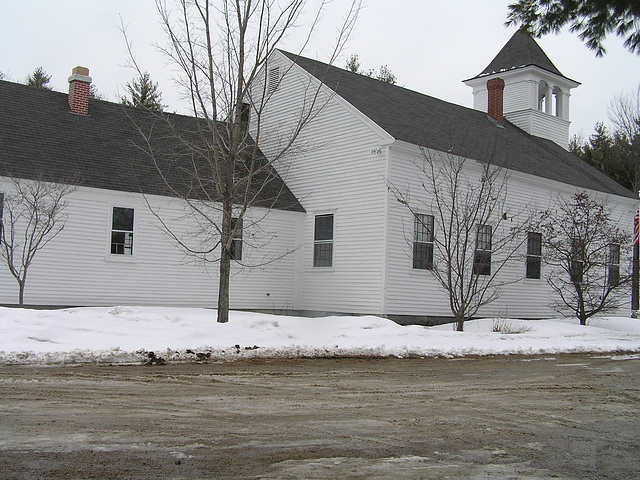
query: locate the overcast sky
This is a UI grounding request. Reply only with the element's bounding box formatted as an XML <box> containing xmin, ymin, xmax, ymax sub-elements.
<box><xmin>1</xmin><ymin>0</ymin><xmax>638</xmax><ymax>139</ymax></box>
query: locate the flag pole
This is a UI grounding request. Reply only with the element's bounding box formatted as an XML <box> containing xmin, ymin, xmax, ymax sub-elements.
<box><xmin>633</xmin><ymin>196</ymin><xmax>639</xmax><ymax>315</ymax></box>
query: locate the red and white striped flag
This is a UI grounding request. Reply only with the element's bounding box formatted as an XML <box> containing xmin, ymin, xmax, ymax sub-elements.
<box><xmin>635</xmin><ymin>210</ymin><xmax>639</xmax><ymax>245</ymax></box>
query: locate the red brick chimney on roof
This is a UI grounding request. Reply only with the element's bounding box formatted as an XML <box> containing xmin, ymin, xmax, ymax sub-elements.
<box><xmin>68</xmin><ymin>66</ymin><xmax>91</xmax><ymax>116</ymax></box>
<box><xmin>487</xmin><ymin>77</ymin><xmax>505</xmax><ymax>126</ymax></box>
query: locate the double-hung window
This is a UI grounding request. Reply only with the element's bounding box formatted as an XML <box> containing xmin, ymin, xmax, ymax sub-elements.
<box><xmin>230</xmin><ymin>217</ymin><xmax>243</xmax><ymax>261</ymax></box>
<box><xmin>526</xmin><ymin>232</ymin><xmax>542</xmax><ymax>279</ymax></box>
<box><xmin>111</xmin><ymin>207</ymin><xmax>134</xmax><ymax>255</ymax></box>
<box><xmin>413</xmin><ymin>213</ymin><xmax>434</xmax><ymax>270</ymax></box>
<box><xmin>608</xmin><ymin>244</ymin><xmax>620</xmax><ymax>287</ymax></box>
<box><xmin>473</xmin><ymin>225</ymin><xmax>492</xmax><ymax>276</ymax></box>
<box><xmin>313</xmin><ymin>214</ymin><xmax>333</xmax><ymax>267</ymax></box>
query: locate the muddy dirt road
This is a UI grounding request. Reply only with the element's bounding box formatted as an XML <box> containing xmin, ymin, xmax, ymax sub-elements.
<box><xmin>1</xmin><ymin>355</ymin><xmax>639</xmax><ymax>479</ymax></box>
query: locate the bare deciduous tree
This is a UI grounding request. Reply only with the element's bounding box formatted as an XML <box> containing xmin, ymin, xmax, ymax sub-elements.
<box><xmin>0</xmin><ymin>178</ymin><xmax>76</xmax><ymax>306</ymax></box>
<box><xmin>539</xmin><ymin>191</ymin><xmax>632</xmax><ymax>325</ymax></box>
<box><xmin>390</xmin><ymin>146</ymin><xmax>527</xmax><ymax>331</ymax></box>
<box><xmin>129</xmin><ymin>0</ymin><xmax>360</xmax><ymax>323</ymax></box>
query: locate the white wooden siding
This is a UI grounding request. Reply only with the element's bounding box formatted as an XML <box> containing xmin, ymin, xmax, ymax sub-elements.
<box><xmin>506</xmin><ymin>109</ymin><xmax>570</xmax><ymax>149</ymax></box>
<box><xmin>0</xmin><ymin>179</ymin><xmax>303</xmax><ymax>308</ymax></box>
<box><xmin>384</xmin><ymin>145</ymin><xmax>635</xmax><ymax>318</ymax></box>
<box><xmin>253</xmin><ymin>52</ymin><xmax>394</xmax><ymax>314</ymax></box>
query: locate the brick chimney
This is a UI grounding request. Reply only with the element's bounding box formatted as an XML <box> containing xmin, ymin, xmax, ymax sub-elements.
<box><xmin>487</xmin><ymin>77</ymin><xmax>505</xmax><ymax>126</ymax></box>
<box><xmin>68</xmin><ymin>66</ymin><xmax>91</xmax><ymax>115</ymax></box>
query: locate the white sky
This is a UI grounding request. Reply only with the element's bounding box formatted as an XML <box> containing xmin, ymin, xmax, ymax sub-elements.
<box><xmin>1</xmin><ymin>0</ymin><xmax>638</xmax><ymax>139</ymax></box>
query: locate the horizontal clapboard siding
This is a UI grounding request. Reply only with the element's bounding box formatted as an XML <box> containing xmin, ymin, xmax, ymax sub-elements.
<box><xmin>0</xmin><ymin>179</ymin><xmax>303</xmax><ymax>309</ymax></box>
<box><xmin>384</xmin><ymin>146</ymin><xmax>635</xmax><ymax>318</ymax></box>
<box><xmin>254</xmin><ymin>53</ymin><xmax>394</xmax><ymax>314</ymax></box>
<box><xmin>507</xmin><ymin>109</ymin><xmax>570</xmax><ymax>149</ymax></box>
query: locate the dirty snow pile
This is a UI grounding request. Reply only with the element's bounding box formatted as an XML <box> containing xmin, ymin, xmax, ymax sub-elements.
<box><xmin>1</xmin><ymin>306</ymin><xmax>640</xmax><ymax>364</ymax></box>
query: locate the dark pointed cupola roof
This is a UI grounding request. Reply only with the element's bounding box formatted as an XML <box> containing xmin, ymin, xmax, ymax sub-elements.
<box><xmin>468</xmin><ymin>28</ymin><xmax>569</xmax><ymax>80</ymax></box>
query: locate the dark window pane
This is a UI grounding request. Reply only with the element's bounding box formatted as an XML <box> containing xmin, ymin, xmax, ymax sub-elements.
<box><xmin>231</xmin><ymin>239</ymin><xmax>243</xmax><ymax>261</ymax></box>
<box><xmin>477</xmin><ymin>225</ymin><xmax>492</xmax><ymax>250</ymax></box>
<box><xmin>111</xmin><ymin>231</ymin><xmax>133</xmax><ymax>255</ymax></box>
<box><xmin>314</xmin><ymin>214</ymin><xmax>333</xmax><ymax>241</ymax></box>
<box><xmin>314</xmin><ymin>243</ymin><xmax>333</xmax><ymax>267</ymax></box>
<box><xmin>473</xmin><ymin>251</ymin><xmax>492</xmax><ymax>276</ymax></box>
<box><xmin>526</xmin><ymin>232</ymin><xmax>542</xmax><ymax>279</ymax></box>
<box><xmin>608</xmin><ymin>244</ymin><xmax>620</xmax><ymax>286</ymax></box>
<box><xmin>526</xmin><ymin>257</ymin><xmax>541</xmax><ymax>279</ymax></box>
<box><xmin>527</xmin><ymin>232</ymin><xmax>541</xmax><ymax>256</ymax></box>
<box><xmin>570</xmin><ymin>260</ymin><xmax>583</xmax><ymax>283</ymax></box>
<box><xmin>608</xmin><ymin>264</ymin><xmax>620</xmax><ymax>287</ymax></box>
<box><xmin>414</xmin><ymin>214</ymin><xmax>434</xmax><ymax>243</ymax></box>
<box><xmin>413</xmin><ymin>242</ymin><xmax>433</xmax><ymax>270</ymax></box>
<box><xmin>112</xmin><ymin>207</ymin><xmax>134</xmax><ymax>231</ymax></box>
<box><xmin>413</xmin><ymin>214</ymin><xmax>434</xmax><ymax>270</ymax></box>
<box><xmin>240</xmin><ymin>103</ymin><xmax>250</xmax><ymax>127</ymax></box>
<box><xmin>609</xmin><ymin>244</ymin><xmax>620</xmax><ymax>264</ymax></box>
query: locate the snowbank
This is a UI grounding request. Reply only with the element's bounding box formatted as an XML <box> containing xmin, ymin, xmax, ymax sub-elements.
<box><xmin>1</xmin><ymin>306</ymin><xmax>640</xmax><ymax>364</ymax></box>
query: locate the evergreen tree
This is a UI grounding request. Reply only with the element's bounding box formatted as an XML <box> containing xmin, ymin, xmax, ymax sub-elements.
<box><xmin>26</xmin><ymin>67</ymin><xmax>52</xmax><ymax>89</ymax></box>
<box><xmin>121</xmin><ymin>72</ymin><xmax>163</xmax><ymax>110</ymax></box>
<box><xmin>90</xmin><ymin>84</ymin><xmax>104</xmax><ymax>101</ymax></box>
<box><xmin>506</xmin><ymin>0</ymin><xmax>640</xmax><ymax>56</ymax></box>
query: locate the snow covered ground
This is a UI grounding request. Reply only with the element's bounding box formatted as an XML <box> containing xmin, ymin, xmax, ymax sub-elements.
<box><xmin>1</xmin><ymin>306</ymin><xmax>640</xmax><ymax>365</ymax></box>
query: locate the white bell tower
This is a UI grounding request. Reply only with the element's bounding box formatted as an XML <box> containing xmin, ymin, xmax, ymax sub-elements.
<box><xmin>463</xmin><ymin>29</ymin><xmax>580</xmax><ymax>150</ymax></box>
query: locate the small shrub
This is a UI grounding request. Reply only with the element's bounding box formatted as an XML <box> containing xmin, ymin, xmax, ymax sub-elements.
<box><xmin>492</xmin><ymin>319</ymin><xmax>533</xmax><ymax>334</ymax></box>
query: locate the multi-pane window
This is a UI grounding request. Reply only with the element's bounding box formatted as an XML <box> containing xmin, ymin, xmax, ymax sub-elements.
<box><xmin>111</xmin><ymin>207</ymin><xmax>134</xmax><ymax>255</ymax></box>
<box><xmin>230</xmin><ymin>217</ymin><xmax>243</xmax><ymax>261</ymax></box>
<box><xmin>313</xmin><ymin>214</ymin><xmax>333</xmax><ymax>267</ymax></box>
<box><xmin>413</xmin><ymin>214</ymin><xmax>434</xmax><ymax>270</ymax></box>
<box><xmin>526</xmin><ymin>232</ymin><xmax>542</xmax><ymax>279</ymax></box>
<box><xmin>473</xmin><ymin>224</ymin><xmax>492</xmax><ymax>276</ymax></box>
<box><xmin>608</xmin><ymin>244</ymin><xmax>620</xmax><ymax>287</ymax></box>
<box><xmin>569</xmin><ymin>240</ymin><xmax>584</xmax><ymax>284</ymax></box>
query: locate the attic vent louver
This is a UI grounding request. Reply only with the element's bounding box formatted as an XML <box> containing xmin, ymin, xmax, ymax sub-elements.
<box><xmin>268</xmin><ymin>66</ymin><xmax>280</xmax><ymax>94</ymax></box>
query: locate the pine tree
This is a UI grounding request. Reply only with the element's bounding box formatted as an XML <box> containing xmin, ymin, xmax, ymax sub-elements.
<box><xmin>506</xmin><ymin>0</ymin><xmax>640</xmax><ymax>56</ymax></box>
<box><xmin>26</xmin><ymin>67</ymin><xmax>52</xmax><ymax>89</ymax></box>
<box><xmin>121</xmin><ymin>72</ymin><xmax>163</xmax><ymax>110</ymax></box>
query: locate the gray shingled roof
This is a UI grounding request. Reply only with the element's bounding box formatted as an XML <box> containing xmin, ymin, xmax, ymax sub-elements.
<box><xmin>0</xmin><ymin>80</ymin><xmax>304</xmax><ymax>212</ymax></box>
<box><xmin>280</xmin><ymin>50</ymin><xmax>632</xmax><ymax>199</ymax></box>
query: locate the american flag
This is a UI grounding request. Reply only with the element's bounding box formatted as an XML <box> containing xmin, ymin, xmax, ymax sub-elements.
<box><xmin>635</xmin><ymin>210</ymin><xmax>639</xmax><ymax>245</ymax></box>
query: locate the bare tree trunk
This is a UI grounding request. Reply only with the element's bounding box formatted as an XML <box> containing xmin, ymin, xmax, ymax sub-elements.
<box><xmin>18</xmin><ymin>280</ymin><xmax>25</xmax><ymax>307</ymax></box>
<box><xmin>217</xmin><ymin>200</ymin><xmax>233</xmax><ymax>324</ymax></box>
<box><xmin>217</xmin><ymin>250</ymin><xmax>231</xmax><ymax>323</ymax></box>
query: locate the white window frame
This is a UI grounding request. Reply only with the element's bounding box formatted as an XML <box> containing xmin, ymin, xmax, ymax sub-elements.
<box><xmin>608</xmin><ymin>243</ymin><xmax>621</xmax><ymax>287</ymax></box>
<box><xmin>526</xmin><ymin>231</ymin><xmax>542</xmax><ymax>280</ymax></box>
<box><xmin>473</xmin><ymin>224</ymin><xmax>492</xmax><ymax>276</ymax></box>
<box><xmin>313</xmin><ymin>213</ymin><xmax>334</xmax><ymax>268</ymax></box>
<box><xmin>413</xmin><ymin>213</ymin><xmax>434</xmax><ymax>270</ymax></box>
<box><xmin>109</xmin><ymin>206</ymin><xmax>135</xmax><ymax>258</ymax></box>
